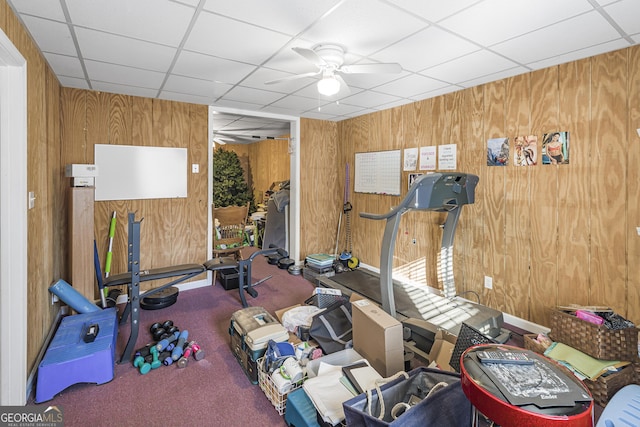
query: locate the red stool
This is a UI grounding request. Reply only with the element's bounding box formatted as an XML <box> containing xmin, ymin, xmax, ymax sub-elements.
<box><xmin>460</xmin><ymin>344</ymin><xmax>594</xmax><ymax>427</ymax></box>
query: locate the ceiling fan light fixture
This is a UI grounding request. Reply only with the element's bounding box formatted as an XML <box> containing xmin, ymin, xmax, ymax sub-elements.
<box><xmin>317</xmin><ymin>75</ymin><xmax>340</xmax><ymax>96</ymax></box>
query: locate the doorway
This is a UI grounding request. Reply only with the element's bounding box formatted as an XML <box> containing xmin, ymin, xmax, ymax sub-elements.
<box><xmin>208</xmin><ymin>106</ymin><xmax>301</xmax><ymax>265</ymax></box>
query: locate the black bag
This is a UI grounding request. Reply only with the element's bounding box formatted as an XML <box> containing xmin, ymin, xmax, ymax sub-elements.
<box><xmin>342</xmin><ymin>367</ymin><xmax>471</xmax><ymax>427</ymax></box>
<box><xmin>309</xmin><ymin>300</ymin><xmax>353</xmax><ymax>354</ymax></box>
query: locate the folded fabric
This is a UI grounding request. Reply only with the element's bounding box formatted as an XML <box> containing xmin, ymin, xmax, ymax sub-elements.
<box><xmin>544</xmin><ymin>342</ymin><xmax>630</xmax><ymax>380</ymax></box>
<box><xmin>303</xmin><ymin>364</ymin><xmax>355</xmax><ymax>425</ymax></box>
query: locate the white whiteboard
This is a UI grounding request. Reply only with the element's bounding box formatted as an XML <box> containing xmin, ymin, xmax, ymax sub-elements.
<box><xmin>94</xmin><ymin>144</ymin><xmax>188</xmax><ymax>201</ymax></box>
<box><xmin>354</xmin><ymin>150</ymin><xmax>401</xmax><ymax>195</ymax></box>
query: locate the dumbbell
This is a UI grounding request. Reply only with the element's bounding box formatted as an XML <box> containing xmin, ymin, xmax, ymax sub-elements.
<box><xmin>189</xmin><ymin>340</ymin><xmax>205</xmax><ymax>361</ymax></box>
<box><xmin>171</xmin><ymin>330</ymin><xmax>189</xmax><ymax>361</ymax></box>
<box><xmin>150</xmin><ymin>320</ymin><xmax>175</xmax><ymax>341</ymax></box>
<box><xmin>155</xmin><ymin>331</ymin><xmax>180</xmax><ymax>352</ymax></box>
<box><xmin>177</xmin><ymin>344</ymin><xmax>192</xmax><ymax>368</ymax></box>
<box><xmin>133</xmin><ymin>354</ymin><xmax>152</xmax><ymax>375</ymax></box>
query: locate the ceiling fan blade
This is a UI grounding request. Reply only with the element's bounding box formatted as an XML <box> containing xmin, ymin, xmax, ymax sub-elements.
<box><xmin>339</xmin><ymin>62</ymin><xmax>402</xmax><ymax>74</ymax></box>
<box><xmin>292</xmin><ymin>47</ymin><xmax>327</xmax><ymax>67</ymax></box>
<box><xmin>265</xmin><ymin>70</ymin><xmax>321</xmax><ymax>85</ymax></box>
<box><xmin>335</xmin><ymin>74</ymin><xmax>351</xmax><ymax>96</ymax></box>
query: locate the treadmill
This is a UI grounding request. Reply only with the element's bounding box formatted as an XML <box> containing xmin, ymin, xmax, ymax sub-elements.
<box><xmin>317</xmin><ymin>172</ymin><xmax>510</xmax><ymax>358</ymax></box>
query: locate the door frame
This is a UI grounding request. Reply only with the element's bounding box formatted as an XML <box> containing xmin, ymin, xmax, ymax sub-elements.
<box><xmin>0</xmin><ymin>29</ymin><xmax>28</xmax><ymax>405</ymax></box>
<box><xmin>208</xmin><ymin>106</ymin><xmax>301</xmax><ymax>265</ymax></box>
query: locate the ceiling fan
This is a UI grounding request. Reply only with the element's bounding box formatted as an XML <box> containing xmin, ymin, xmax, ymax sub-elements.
<box><xmin>265</xmin><ymin>44</ymin><xmax>402</xmax><ymax>96</ymax></box>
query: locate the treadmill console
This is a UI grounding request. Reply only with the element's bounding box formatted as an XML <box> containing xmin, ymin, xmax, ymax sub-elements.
<box><xmin>409</xmin><ymin>172</ymin><xmax>479</xmax><ymax>211</ymax></box>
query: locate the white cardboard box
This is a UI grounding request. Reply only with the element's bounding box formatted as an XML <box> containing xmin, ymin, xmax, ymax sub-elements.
<box><xmin>352</xmin><ymin>298</ymin><xmax>404</xmax><ymax>377</ymax></box>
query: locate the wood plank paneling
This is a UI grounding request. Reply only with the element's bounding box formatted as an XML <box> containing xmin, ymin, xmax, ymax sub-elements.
<box><xmin>627</xmin><ymin>47</ymin><xmax>640</xmax><ymax>324</ymax></box>
<box><xmin>504</xmin><ymin>73</ymin><xmax>531</xmax><ymax>320</ymax></box>
<box><xmin>589</xmin><ymin>51</ymin><xmax>627</xmax><ymax>312</ymax></box>
<box><xmin>529</xmin><ymin>67</ymin><xmax>560</xmax><ymax>326</ymax></box>
<box><xmin>557</xmin><ymin>59</ymin><xmax>591</xmax><ymax>308</ymax></box>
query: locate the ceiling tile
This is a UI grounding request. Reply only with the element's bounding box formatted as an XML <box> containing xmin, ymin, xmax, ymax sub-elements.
<box><xmin>43</xmin><ymin>52</ymin><xmax>85</xmax><ymax>79</ymax></box>
<box><xmin>375</xmin><ymin>74</ymin><xmax>449</xmax><ymax>98</ymax></box>
<box><xmin>423</xmin><ymin>50</ymin><xmax>520</xmax><ymax>84</ymax></box>
<box><xmin>66</xmin><ymin>0</ymin><xmax>195</xmax><ymax>46</ymax></box>
<box><xmin>172</xmin><ymin>50</ymin><xmax>256</xmax><ymax>84</ymax></box>
<box><xmin>269</xmin><ymin>94</ymin><xmax>327</xmax><ymax>112</ymax></box>
<box><xmin>85</xmin><ymin>60</ymin><xmax>166</xmax><ymax>89</ymax></box>
<box><xmin>185</xmin><ymin>11</ymin><xmax>292</xmax><ymax>64</ymax></box>
<box><xmin>75</xmin><ymin>28</ymin><xmax>177</xmax><ymax>72</ymax></box>
<box><xmin>339</xmin><ymin>90</ymin><xmax>403</xmax><ymax>109</ymax></box>
<box><xmin>19</xmin><ymin>15</ymin><xmax>76</xmax><ymax>56</ymax></box>
<box><xmin>371</xmin><ymin>26</ymin><xmax>480</xmax><ymax>72</ymax></box>
<box><xmin>159</xmin><ymin>90</ymin><xmax>213</xmax><ymax>105</ymax></box>
<box><xmin>57</xmin><ymin>75</ymin><xmax>90</xmax><ymax>90</ymax></box>
<box><xmin>300</xmin><ymin>0</ymin><xmax>428</xmax><ymax>57</ymax></box>
<box><xmin>8</xmin><ymin>0</ymin><xmax>66</xmax><ymax>20</ymax></box>
<box><xmin>526</xmin><ymin>38</ymin><xmax>630</xmax><ymax>70</ymax></box>
<box><xmin>390</xmin><ymin>0</ymin><xmax>481</xmax><ymax>22</ymax></box>
<box><xmin>491</xmin><ymin>11</ymin><xmax>623</xmax><ymax>65</ymax></box>
<box><xmin>163</xmin><ymin>74</ymin><xmax>232</xmax><ymax>98</ymax></box>
<box><xmin>439</xmin><ymin>0</ymin><xmax>594</xmax><ymax>47</ymax></box>
<box><xmin>92</xmin><ymin>81</ymin><xmax>159</xmax><ymax>98</ymax></box>
<box><xmin>221</xmin><ymin>86</ymin><xmax>286</xmax><ymax>105</ymax></box>
<box><xmin>202</xmin><ymin>0</ymin><xmax>342</xmax><ymax>35</ymax></box>
<box><xmin>605</xmin><ymin>0</ymin><xmax>640</xmax><ymax>35</ymax></box>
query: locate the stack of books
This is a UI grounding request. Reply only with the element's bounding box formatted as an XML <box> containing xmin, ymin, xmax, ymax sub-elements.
<box><xmin>305</xmin><ymin>253</ymin><xmax>335</xmax><ymax>273</ymax></box>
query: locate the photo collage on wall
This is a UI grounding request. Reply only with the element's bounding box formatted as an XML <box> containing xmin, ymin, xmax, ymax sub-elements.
<box><xmin>487</xmin><ymin>132</ymin><xmax>570</xmax><ymax>167</ymax></box>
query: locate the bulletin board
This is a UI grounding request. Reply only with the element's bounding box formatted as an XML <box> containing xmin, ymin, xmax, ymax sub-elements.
<box><xmin>94</xmin><ymin>144</ymin><xmax>188</xmax><ymax>201</ymax></box>
<box><xmin>354</xmin><ymin>150</ymin><xmax>401</xmax><ymax>195</ymax></box>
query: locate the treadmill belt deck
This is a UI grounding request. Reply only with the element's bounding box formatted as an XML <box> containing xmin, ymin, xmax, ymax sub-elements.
<box><xmin>318</xmin><ymin>268</ymin><xmax>503</xmax><ymax>336</ymax></box>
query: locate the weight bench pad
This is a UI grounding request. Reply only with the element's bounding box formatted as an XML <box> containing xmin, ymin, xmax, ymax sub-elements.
<box><xmin>104</xmin><ymin>263</ymin><xmax>205</xmax><ymax>287</ymax></box>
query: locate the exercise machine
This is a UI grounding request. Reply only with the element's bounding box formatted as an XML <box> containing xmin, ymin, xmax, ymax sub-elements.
<box><xmin>318</xmin><ymin>172</ymin><xmax>509</xmax><ymax>359</ymax></box>
<box><xmin>105</xmin><ymin>213</ymin><xmax>289</xmax><ymax>363</ymax></box>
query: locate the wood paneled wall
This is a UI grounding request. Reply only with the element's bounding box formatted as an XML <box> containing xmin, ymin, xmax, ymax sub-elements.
<box><xmin>223</xmin><ymin>138</ymin><xmax>290</xmax><ymax>206</ymax></box>
<box><xmin>327</xmin><ymin>46</ymin><xmax>640</xmax><ymax>327</ymax></box>
<box><xmin>2</xmin><ymin>0</ymin><xmax>64</xmax><ymax>374</ymax></box>
<box><xmin>60</xmin><ymin>91</ymin><xmax>210</xmax><ymax>295</ymax></box>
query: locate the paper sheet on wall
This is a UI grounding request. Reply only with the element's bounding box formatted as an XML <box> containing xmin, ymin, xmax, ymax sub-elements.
<box><xmin>403</xmin><ymin>147</ymin><xmax>418</xmax><ymax>171</ymax></box>
<box><xmin>438</xmin><ymin>144</ymin><xmax>457</xmax><ymax>170</ymax></box>
<box><xmin>420</xmin><ymin>146</ymin><xmax>436</xmax><ymax>170</ymax></box>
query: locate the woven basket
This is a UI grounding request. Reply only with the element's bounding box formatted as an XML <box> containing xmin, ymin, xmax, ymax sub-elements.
<box><xmin>584</xmin><ymin>364</ymin><xmax>636</xmax><ymax>407</ymax></box>
<box><xmin>549</xmin><ymin>310</ymin><xmax>639</xmax><ymax>361</ymax></box>
<box><xmin>523</xmin><ymin>334</ymin><xmax>550</xmax><ymax>355</ymax></box>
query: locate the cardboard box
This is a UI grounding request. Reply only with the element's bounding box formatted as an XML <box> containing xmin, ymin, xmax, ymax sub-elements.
<box><xmin>427</xmin><ymin>329</ymin><xmax>458</xmax><ymax>372</ymax></box>
<box><xmin>352</xmin><ymin>298</ymin><xmax>404</xmax><ymax>377</ymax></box>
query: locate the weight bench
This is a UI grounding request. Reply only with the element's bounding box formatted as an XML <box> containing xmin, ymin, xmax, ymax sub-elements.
<box><xmin>109</xmin><ymin>213</ymin><xmax>290</xmax><ymax>364</ymax></box>
<box><xmin>105</xmin><ymin>213</ymin><xmax>206</xmax><ymax>363</ymax></box>
<box><xmin>204</xmin><ymin>245</ymin><xmax>288</xmax><ymax>308</ymax></box>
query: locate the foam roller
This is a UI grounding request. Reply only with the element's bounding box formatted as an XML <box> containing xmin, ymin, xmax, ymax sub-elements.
<box><xmin>49</xmin><ymin>279</ymin><xmax>101</xmax><ymax>313</ymax></box>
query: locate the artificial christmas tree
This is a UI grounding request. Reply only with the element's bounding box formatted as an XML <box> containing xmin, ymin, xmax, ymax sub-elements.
<box><xmin>213</xmin><ymin>148</ymin><xmax>255</xmax><ymax>211</ymax></box>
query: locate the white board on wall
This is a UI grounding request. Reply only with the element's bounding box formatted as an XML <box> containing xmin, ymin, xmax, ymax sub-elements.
<box><xmin>354</xmin><ymin>150</ymin><xmax>401</xmax><ymax>195</ymax></box>
<box><xmin>94</xmin><ymin>144</ymin><xmax>188</xmax><ymax>201</ymax></box>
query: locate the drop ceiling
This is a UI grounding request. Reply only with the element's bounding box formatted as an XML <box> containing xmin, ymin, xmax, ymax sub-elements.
<box><xmin>7</xmin><ymin>0</ymin><xmax>640</xmax><ymax>136</ymax></box>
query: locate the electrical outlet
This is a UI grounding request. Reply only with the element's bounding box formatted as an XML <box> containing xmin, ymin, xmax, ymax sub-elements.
<box><xmin>412</xmin><ymin>238</ymin><xmax>416</xmax><ymax>244</ymax></box>
<box><xmin>484</xmin><ymin>276</ymin><xmax>493</xmax><ymax>289</ymax></box>
<box><xmin>191</xmin><ymin>164</ymin><xmax>199</xmax><ymax>173</ymax></box>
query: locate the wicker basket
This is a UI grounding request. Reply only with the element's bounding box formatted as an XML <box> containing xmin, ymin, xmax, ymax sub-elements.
<box><xmin>549</xmin><ymin>310</ymin><xmax>639</xmax><ymax>361</ymax></box>
<box><xmin>584</xmin><ymin>364</ymin><xmax>636</xmax><ymax>407</ymax></box>
<box><xmin>523</xmin><ymin>334</ymin><xmax>550</xmax><ymax>355</ymax></box>
<box><xmin>257</xmin><ymin>357</ymin><xmax>304</xmax><ymax>415</ymax></box>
